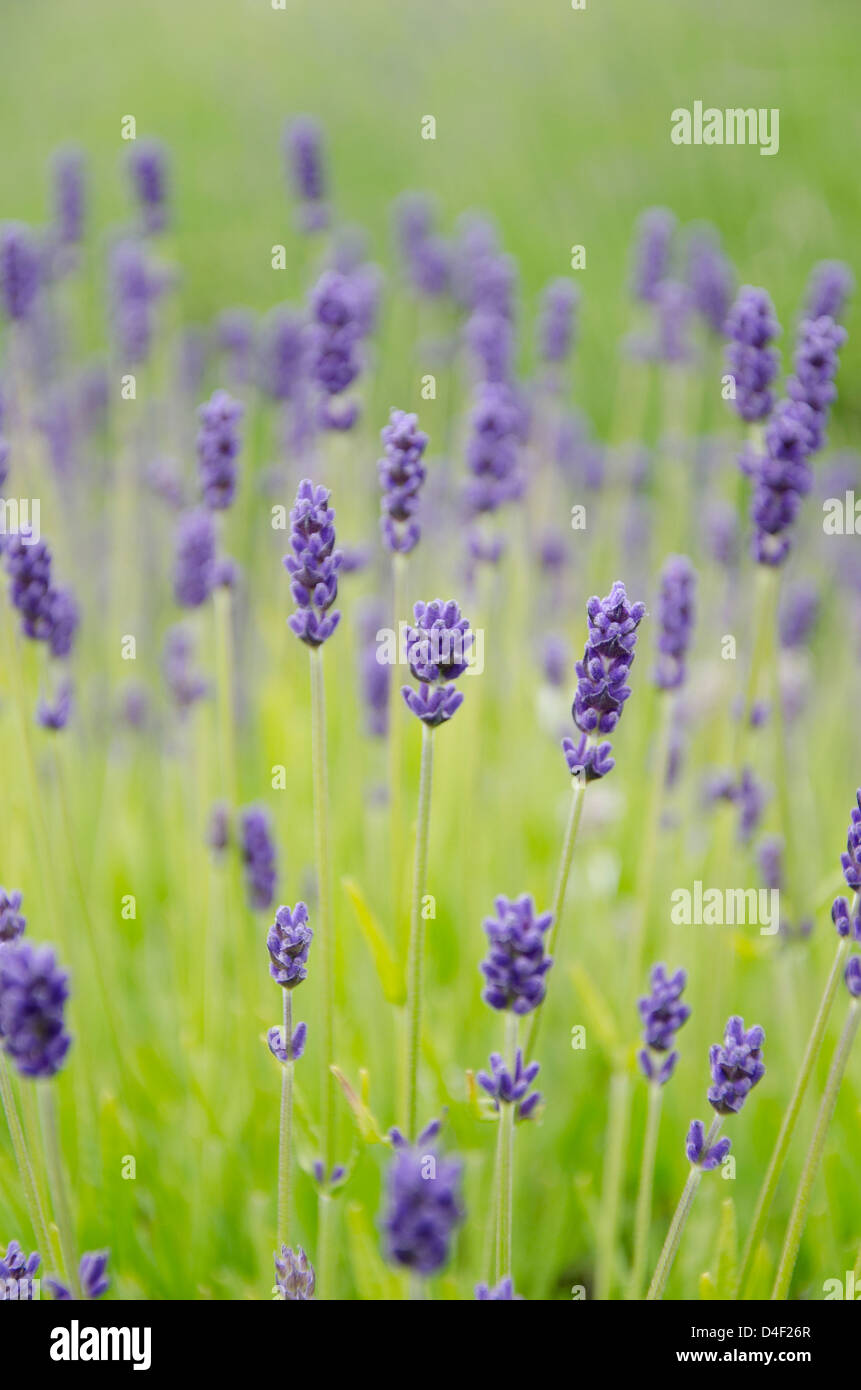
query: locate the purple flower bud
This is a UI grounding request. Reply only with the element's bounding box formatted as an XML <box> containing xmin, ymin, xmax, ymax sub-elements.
<box><xmin>401</xmin><ymin>598</ymin><xmax>472</xmax><ymax>728</ymax></box>
<box><xmin>686</xmin><ymin>226</ymin><xmax>734</xmax><ymax>335</ymax></box>
<box><xmin>0</xmin><ymin>223</ymin><xmax>41</xmax><ymax>322</ymax></box>
<box><xmin>173</xmin><ymin>509</ymin><xmax>217</xmax><ymax>608</ymax></box>
<box><xmin>630</xmin><ymin>208</ymin><xmax>675</xmax><ymax>303</ymax></box>
<box><xmin>480</xmin><ymin>895</ymin><xmax>553</xmax><ymax>1015</ymax></box>
<box><xmin>839</xmin><ymin>790</ymin><xmax>861</xmax><ymax>891</ymax></box>
<box><xmin>707</xmin><ymin>1016</ymin><xmax>766</xmax><ymax>1115</ymax></box>
<box><xmin>638</xmin><ymin>963</ymin><xmax>690</xmax><ymax>1056</ymax></box>
<box><xmin>537</xmin><ymin>277</ymin><xmax>579</xmax><ymax>365</ymax></box>
<box><xmin>378</xmin><ymin>408</ymin><xmax>428</xmax><ymax>554</ymax></box>
<box><xmin>52</xmin><ymin>147</ymin><xmax>86</xmax><ymax>247</ymax></box>
<box><xmin>36</xmin><ymin>679</ymin><xmax>73</xmax><ymax>732</ymax></box>
<box><xmin>284</xmin><ymin>479</ymin><xmax>342</xmax><ymax>647</ymax></box>
<box><xmin>266</xmin><ymin>902</ymin><xmax>312</xmax><ymax>988</ymax></box>
<box><xmin>240</xmin><ymin>807</ymin><xmax>278</xmax><ymax>912</ymax></box>
<box><xmin>653</xmin><ymin>555</ymin><xmax>696</xmax><ymax>690</ymax></box>
<box><xmin>724</xmin><ymin>286</ymin><xmax>780</xmax><ymax>423</ymax></box>
<box><xmin>284</xmin><ymin>117</ymin><xmax>328</xmax><ymax>232</ymax></box>
<box><xmin>805</xmin><ymin>261</ymin><xmax>853</xmax><ymax>321</ymax></box>
<box><xmin>0</xmin><ymin>941</ymin><xmax>71</xmax><ymax>1079</ymax></box>
<box><xmin>476</xmin><ymin>1049</ymin><xmax>542</xmax><ymax>1120</ymax></box>
<box><xmin>127</xmin><ymin>139</ymin><xmax>169</xmax><ymax>234</ymax></box>
<box><xmin>274</xmin><ymin>1244</ymin><xmax>315</xmax><ymax>1299</ymax></box>
<box><xmin>831</xmin><ymin>897</ymin><xmax>861</xmax><ymax>941</ymax></box>
<box><xmin>162</xmin><ymin>625</ymin><xmax>208</xmax><ymax>711</ymax></box>
<box><xmin>845</xmin><ymin>957</ymin><xmax>861</xmax><ymax>998</ymax></box>
<box><xmin>0</xmin><ymin>889</ymin><xmax>26</xmax><ymax>944</ymax></box>
<box><xmin>383</xmin><ymin>1139</ymin><xmax>465</xmax><ymax>1275</ymax></box>
<box><xmin>196</xmin><ymin>389</ymin><xmax>243</xmax><ymax>510</ymax></box>
<box><xmin>267</xmin><ymin>1020</ymin><xmax>307</xmax><ymax>1063</ymax></box>
<box><xmin>475</xmin><ymin>1277</ymin><xmax>522</xmax><ymax>1300</ymax></box>
<box><xmin>0</xmin><ymin>1241</ymin><xmax>40</xmax><ymax>1299</ymax></box>
<box><xmin>686</xmin><ymin>1119</ymin><xmax>732</xmax><ymax>1170</ymax></box>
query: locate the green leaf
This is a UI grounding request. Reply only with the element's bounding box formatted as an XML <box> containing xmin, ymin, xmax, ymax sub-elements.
<box><xmin>331</xmin><ymin>1065</ymin><xmax>386</xmax><ymax>1144</ymax></box>
<box><xmin>714</xmin><ymin>1197</ymin><xmax>738</xmax><ymax>1297</ymax></box>
<box><xmin>342</xmin><ymin>876</ymin><xmax>406</xmax><ymax>1005</ymax></box>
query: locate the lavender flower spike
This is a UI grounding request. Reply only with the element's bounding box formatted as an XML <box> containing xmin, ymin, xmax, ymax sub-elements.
<box><xmin>637</xmin><ymin>963</ymin><xmax>690</xmax><ymax>1085</ymax></box>
<box><xmin>378</xmin><ymin>408</ymin><xmax>428</xmax><ymax>554</ymax></box>
<box><xmin>267</xmin><ymin>903</ymin><xmax>313</xmax><ymax>988</ymax></box>
<box><xmin>653</xmin><ymin>555</ymin><xmax>696</xmax><ymax>690</ymax></box>
<box><xmin>476</xmin><ymin>1050</ymin><xmax>542</xmax><ymax>1121</ymax></box>
<box><xmin>630</xmin><ymin>208</ymin><xmax>675</xmax><ymax>304</ymax></box>
<box><xmin>240</xmin><ymin>806</ymin><xmax>278</xmax><ymax>911</ymax></box>
<box><xmin>383</xmin><ymin>1138</ymin><xmax>465</xmax><ymax>1275</ymax></box>
<box><xmin>0</xmin><ymin>941</ymin><xmax>71</xmax><ymax>1079</ymax></box>
<box><xmin>47</xmin><ymin>1251</ymin><xmax>110</xmax><ymax>1301</ymax></box>
<box><xmin>0</xmin><ymin>888</ymin><xmax>26</xmax><ymax>943</ymax></box>
<box><xmin>537</xmin><ymin>278</ymin><xmax>579</xmax><ymax>366</ymax></box>
<box><xmin>274</xmin><ymin>1245</ymin><xmax>316</xmax><ymax>1299</ymax></box>
<box><xmin>284</xmin><ymin>116</ymin><xmax>329</xmax><ymax>233</ymax></box>
<box><xmin>196</xmin><ymin>389</ymin><xmax>244</xmax><ymax>510</ymax></box>
<box><xmin>480</xmin><ymin>894</ymin><xmax>553</xmax><ymax>1015</ymax></box>
<box><xmin>708</xmin><ymin>1016</ymin><xmax>766</xmax><ymax>1115</ymax></box>
<box><xmin>268</xmin><ymin>1021</ymin><xmax>308</xmax><ymax>1063</ymax></box>
<box><xmin>805</xmin><ymin>261</ymin><xmax>853</xmax><ymax>321</ymax></box>
<box><xmin>686</xmin><ymin>1119</ymin><xmax>732</xmax><ymax>1171</ymax></box>
<box><xmin>0</xmin><ymin>223</ymin><xmax>41</xmax><ymax>322</ymax></box>
<box><xmin>0</xmin><ymin>1242</ymin><xmax>40</xmax><ymax>1299</ymax></box>
<box><xmin>724</xmin><ymin>286</ymin><xmax>780</xmax><ymax>423</ymax></box>
<box><xmin>845</xmin><ymin>957</ymin><xmax>861</xmax><ymax>997</ymax></box>
<box><xmin>173</xmin><ymin>509</ymin><xmax>217</xmax><ymax>608</ymax></box>
<box><xmin>127</xmin><ymin>138</ymin><xmax>169</xmax><ymax>234</ymax></box>
<box><xmin>562</xmin><ymin>581</ymin><xmax>645</xmax><ymax>781</ymax></box>
<box><xmin>401</xmin><ymin>598</ymin><xmax>472</xmax><ymax>728</ymax></box>
<box><xmin>284</xmin><ymin>479</ymin><xmax>342</xmax><ymax>647</ymax></box>
<box><xmin>475</xmin><ymin>1277</ymin><xmax>522</xmax><ymax>1300</ymax></box>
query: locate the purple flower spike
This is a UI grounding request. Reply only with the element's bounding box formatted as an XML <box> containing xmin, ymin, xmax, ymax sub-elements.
<box><xmin>52</xmin><ymin>147</ymin><xmax>86</xmax><ymax>247</ymax></box>
<box><xmin>240</xmin><ymin>806</ymin><xmax>278</xmax><ymax>911</ymax></box>
<box><xmin>630</xmin><ymin>208</ymin><xmax>676</xmax><ymax>304</ymax></box>
<box><xmin>173</xmin><ymin>509</ymin><xmax>217</xmax><ymax>608</ymax></box>
<box><xmin>307</xmin><ymin>271</ymin><xmax>361</xmax><ymax>426</ymax></box>
<box><xmin>383</xmin><ymin>1139</ymin><xmax>465</xmax><ymax>1275</ymax></box>
<box><xmin>400</xmin><ymin>681</ymin><xmax>463</xmax><ymax>727</ymax></box>
<box><xmin>686</xmin><ymin>1120</ymin><xmax>732</xmax><ymax>1171</ymax></box>
<box><xmin>0</xmin><ymin>1241</ymin><xmax>40</xmax><ymax>1299</ymax></box>
<box><xmin>476</xmin><ymin>1049</ymin><xmax>542</xmax><ymax>1121</ymax></box>
<box><xmin>401</xmin><ymin>598</ymin><xmax>472</xmax><ymax>728</ymax></box>
<box><xmin>0</xmin><ymin>889</ymin><xmax>26</xmax><ymax>944</ymax></box>
<box><xmin>266</xmin><ymin>902</ymin><xmax>313</xmax><ymax>988</ymax></box>
<box><xmin>686</xmin><ymin>227</ymin><xmax>734</xmax><ymax>335</ymax></box>
<box><xmin>707</xmin><ymin>1016</ymin><xmax>766</xmax><ymax>1115</ymax></box>
<box><xmin>465</xmin><ymin>381</ymin><xmax>525</xmax><ymax>517</ymax></box>
<box><xmin>378</xmin><ymin>408</ymin><xmax>428</xmax><ymax>555</ymax></box>
<box><xmin>845</xmin><ymin>957</ymin><xmax>861</xmax><ymax>998</ymax></box>
<box><xmin>724</xmin><ymin>286</ymin><xmax>781</xmax><ymax>423</ymax></box>
<box><xmin>639</xmin><ymin>1048</ymin><xmax>679</xmax><ymax>1086</ymax></box>
<box><xmin>274</xmin><ymin>1245</ymin><xmax>316</xmax><ymax>1300</ymax></box>
<box><xmin>0</xmin><ymin>942</ymin><xmax>71</xmax><ymax>1079</ymax></box>
<box><xmin>284</xmin><ymin>479</ymin><xmax>342</xmax><ymax>647</ymax></box>
<box><xmin>839</xmin><ymin>790</ymin><xmax>861</xmax><ymax>891</ymax></box>
<box><xmin>639</xmin><ymin>964</ymin><xmax>690</xmax><ymax>1051</ymax></box>
<box><xmin>284</xmin><ymin>116</ymin><xmax>328</xmax><ymax>232</ymax></box>
<box><xmin>831</xmin><ymin>897</ymin><xmax>861</xmax><ymax>942</ymax></box>
<box><xmin>475</xmin><ymin>1277</ymin><xmax>522</xmax><ymax>1300</ymax></box>
<box><xmin>561</xmin><ymin>733</ymin><xmax>615</xmax><ymax>782</ymax></box>
<box><xmin>196</xmin><ymin>389</ymin><xmax>243</xmax><ymax>510</ymax></box>
<box><xmin>127</xmin><ymin>139</ymin><xmax>169</xmax><ymax>234</ymax></box>
<box><xmin>268</xmin><ymin>1020</ymin><xmax>307</xmax><ymax>1063</ymax></box>
<box><xmin>36</xmin><ymin>680</ymin><xmax>73</xmax><ymax>732</ymax></box>
<box><xmin>653</xmin><ymin>555</ymin><xmax>696</xmax><ymax>690</ymax></box>
<box><xmin>480</xmin><ymin>894</ymin><xmax>553</xmax><ymax>1015</ymax></box>
<box><xmin>805</xmin><ymin>261</ymin><xmax>853</xmax><ymax>321</ymax></box>
<box><xmin>0</xmin><ymin>223</ymin><xmax>41</xmax><ymax>322</ymax></box>
<box><xmin>562</xmin><ymin>582</ymin><xmax>645</xmax><ymax>781</ymax></box>
<box><xmin>537</xmin><ymin>278</ymin><xmax>579</xmax><ymax>365</ymax></box>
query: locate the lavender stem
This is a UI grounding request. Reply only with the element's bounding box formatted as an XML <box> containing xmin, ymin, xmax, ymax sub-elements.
<box><xmin>628</xmin><ymin>1079</ymin><xmax>663</xmax><ymax>1299</ymax></box>
<box><xmin>772</xmin><ymin>999</ymin><xmax>860</xmax><ymax>1299</ymax></box>
<box><xmin>277</xmin><ymin>989</ymin><xmax>294</xmax><ymax>1248</ymax></box>
<box><xmin>404</xmin><ymin>722</ymin><xmax>435</xmax><ymax>1139</ymax></box>
<box><xmin>39</xmin><ymin>1084</ymin><xmax>80</xmax><ymax>1298</ymax></box>
<box><xmin>310</xmin><ymin>645</ymin><xmax>336</xmax><ymax>1296</ymax></box>
<box><xmin>0</xmin><ymin>1053</ymin><xmax>52</xmax><ymax>1263</ymax></box>
<box><xmin>647</xmin><ymin>1117</ymin><xmax>723</xmax><ymax>1300</ymax></box>
<box><xmin>524</xmin><ymin>776</ymin><xmax>586</xmax><ymax>1060</ymax></box>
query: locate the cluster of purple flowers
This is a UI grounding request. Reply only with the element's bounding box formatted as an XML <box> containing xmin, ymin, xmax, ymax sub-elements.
<box><xmin>686</xmin><ymin>227</ymin><xmax>734</xmax><ymax>335</ymax></box>
<box><xmin>653</xmin><ymin>555</ymin><xmax>696</xmax><ymax>690</ymax></box>
<box><xmin>707</xmin><ymin>1016</ymin><xmax>766</xmax><ymax>1115</ymax></box>
<box><xmin>383</xmin><ymin>1120</ymin><xmax>465</xmax><ymax>1275</ymax></box>
<box><xmin>465</xmin><ymin>382</ymin><xmax>526</xmax><ymax>518</ymax></box>
<box><xmin>273</xmin><ymin>1245</ymin><xmax>316</xmax><ymax>1299</ymax></box>
<box><xmin>267</xmin><ymin>902</ymin><xmax>313</xmax><ymax>989</ymax></box>
<box><xmin>562</xmin><ymin>582</ymin><xmax>645</xmax><ymax>781</ymax></box>
<box><xmin>240</xmin><ymin>806</ymin><xmax>278</xmax><ymax>911</ymax></box>
<box><xmin>162</xmin><ymin>624</ymin><xmax>207</xmax><ymax>711</ymax></box>
<box><xmin>401</xmin><ymin>597</ymin><xmax>472</xmax><ymax>727</ymax></box>
<box><xmin>537</xmin><ymin>277</ymin><xmax>579</xmax><ymax>367</ymax></box>
<box><xmin>109</xmin><ymin>239</ymin><xmax>162</xmax><ymax>365</ymax></box>
<box><xmin>476</xmin><ymin>1050</ymin><xmax>542</xmax><ymax>1122</ymax></box>
<box><xmin>394</xmin><ymin>193</ymin><xmax>450</xmax><ymax>298</ymax></box>
<box><xmin>637</xmin><ymin>964</ymin><xmax>690</xmax><ymax>1085</ymax></box>
<box><xmin>630</xmin><ymin>208</ymin><xmax>675</xmax><ymax>304</ymax></box>
<box><xmin>284</xmin><ymin>117</ymin><xmax>328</xmax><ymax>233</ymax></box>
<box><xmin>307</xmin><ymin>271</ymin><xmax>361</xmax><ymax>429</ymax></box>
<box><xmin>2</xmin><ymin>531</ymin><xmax>79</xmax><ymax>668</ymax></box>
<box><xmin>0</xmin><ymin>888</ymin><xmax>26</xmax><ymax>944</ymax></box>
<box><xmin>196</xmin><ymin>390</ymin><xmax>243</xmax><ymax>510</ymax></box>
<box><xmin>0</xmin><ymin>222</ymin><xmax>41</xmax><ymax>322</ymax></box>
<box><xmin>127</xmin><ymin>139</ymin><xmax>169</xmax><ymax>235</ymax></box>
<box><xmin>47</xmin><ymin>1251</ymin><xmax>110</xmax><ymax>1301</ymax></box>
<box><xmin>830</xmin><ymin>790</ymin><xmax>861</xmax><ymax>994</ymax></box>
<box><xmin>479</xmin><ymin>894</ymin><xmax>553</xmax><ymax>1015</ymax></box>
<box><xmin>0</xmin><ymin>1241</ymin><xmax>40</xmax><ymax>1298</ymax></box>
<box><xmin>724</xmin><ymin>285</ymin><xmax>780</xmax><ymax>423</ymax></box>
<box><xmin>173</xmin><ymin>509</ymin><xmax>217</xmax><ymax>608</ymax></box>
<box><xmin>284</xmin><ymin>479</ymin><xmax>342</xmax><ymax>647</ymax></box>
<box><xmin>52</xmin><ymin>147</ymin><xmax>86</xmax><ymax>249</ymax></box>
<box><xmin>0</xmin><ymin>941</ymin><xmax>71</xmax><ymax>1079</ymax></box>
<box><xmin>805</xmin><ymin>260</ymin><xmax>853</xmax><ymax>321</ymax></box>
<box><xmin>378</xmin><ymin>408</ymin><xmax>428</xmax><ymax>554</ymax></box>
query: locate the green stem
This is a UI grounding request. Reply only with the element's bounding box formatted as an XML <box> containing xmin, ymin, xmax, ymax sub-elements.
<box><xmin>0</xmin><ymin>1055</ymin><xmax>52</xmax><ymax>1264</ymax></box>
<box><xmin>524</xmin><ymin>776</ymin><xmax>586</xmax><ymax>1060</ymax></box>
<box><xmin>277</xmin><ymin>990</ymin><xmax>294</xmax><ymax>1249</ymax></box>
<box><xmin>772</xmin><ymin>999</ymin><xmax>860</xmax><ymax>1300</ymax></box>
<box><xmin>310</xmin><ymin>645</ymin><xmax>336</xmax><ymax>1298</ymax></box>
<box><xmin>628</xmin><ymin>1080</ymin><xmax>663</xmax><ymax>1300</ymax></box>
<box><xmin>404</xmin><ymin>722</ymin><xmax>435</xmax><ymax>1140</ymax></box>
<box><xmin>595</xmin><ymin>1067</ymin><xmax>631</xmax><ymax>1299</ymax></box>
<box><xmin>736</xmin><ymin>934</ymin><xmax>851</xmax><ymax>1295</ymax></box>
<box><xmin>389</xmin><ymin>553</ymin><xmax>406</xmax><ymax>955</ymax></box>
<box><xmin>213</xmin><ymin>584</ymin><xmax>239</xmax><ymax>811</ymax></box>
<box><xmin>647</xmin><ymin>1117</ymin><xmax>723</xmax><ymax>1300</ymax></box>
<box><xmin>627</xmin><ymin>693</ymin><xmax>673</xmax><ymax>1002</ymax></box>
<box><xmin>495</xmin><ymin>1013</ymin><xmax>518</xmax><ymax>1284</ymax></box>
<box><xmin>40</xmin><ymin>1084</ymin><xmax>80</xmax><ymax>1297</ymax></box>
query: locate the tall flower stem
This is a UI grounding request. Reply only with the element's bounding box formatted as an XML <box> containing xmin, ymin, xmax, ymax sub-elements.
<box><xmin>627</xmin><ymin>693</ymin><xmax>673</xmax><ymax>1002</ymax></box>
<box><xmin>736</xmin><ymin>934</ymin><xmax>851</xmax><ymax>1295</ymax></box>
<box><xmin>39</xmin><ymin>1084</ymin><xmax>80</xmax><ymax>1298</ymax></box>
<box><xmin>310</xmin><ymin>645</ymin><xmax>336</xmax><ymax>1296</ymax></box>
<box><xmin>594</xmin><ymin>1067</ymin><xmax>631</xmax><ymax>1299</ymax></box>
<box><xmin>277</xmin><ymin>990</ymin><xmax>294</xmax><ymax>1248</ymax></box>
<box><xmin>628</xmin><ymin>1079</ymin><xmax>663</xmax><ymax>1299</ymax></box>
<box><xmin>404</xmin><ymin>722</ymin><xmax>434</xmax><ymax>1140</ymax></box>
<box><xmin>771</xmin><ymin>998</ymin><xmax>860</xmax><ymax>1300</ymax></box>
<box><xmin>213</xmin><ymin>584</ymin><xmax>239</xmax><ymax>811</ymax></box>
<box><xmin>524</xmin><ymin>775</ymin><xmax>586</xmax><ymax>1060</ymax></box>
<box><xmin>647</xmin><ymin>1117</ymin><xmax>723</xmax><ymax>1300</ymax></box>
<box><xmin>494</xmin><ymin>1012</ymin><xmax>518</xmax><ymax>1284</ymax></box>
<box><xmin>0</xmin><ymin>1055</ymin><xmax>52</xmax><ymax>1262</ymax></box>
<box><xmin>389</xmin><ymin>554</ymin><xmax>406</xmax><ymax>953</ymax></box>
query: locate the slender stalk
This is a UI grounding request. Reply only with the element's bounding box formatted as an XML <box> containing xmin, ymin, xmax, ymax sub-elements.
<box><xmin>39</xmin><ymin>1084</ymin><xmax>80</xmax><ymax>1298</ymax></box>
<box><xmin>310</xmin><ymin>645</ymin><xmax>336</xmax><ymax>1297</ymax></box>
<box><xmin>389</xmin><ymin>553</ymin><xmax>406</xmax><ymax>954</ymax></box>
<box><xmin>647</xmin><ymin>1117</ymin><xmax>723</xmax><ymax>1300</ymax></box>
<box><xmin>736</xmin><ymin>934</ymin><xmax>851</xmax><ymax>1295</ymax></box>
<box><xmin>595</xmin><ymin>1068</ymin><xmax>631</xmax><ymax>1299</ymax></box>
<box><xmin>277</xmin><ymin>990</ymin><xmax>294</xmax><ymax>1249</ymax></box>
<box><xmin>0</xmin><ymin>1055</ymin><xmax>52</xmax><ymax>1263</ymax></box>
<box><xmin>772</xmin><ymin>999</ymin><xmax>860</xmax><ymax>1300</ymax></box>
<box><xmin>213</xmin><ymin>584</ymin><xmax>239</xmax><ymax>811</ymax></box>
<box><xmin>628</xmin><ymin>1079</ymin><xmax>663</xmax><ymax>1299</ymax></box>
<box><xmin>627</xmin><ymin>693</ymin><xmax>673</xmax><ymax>1003</ymax></box>
<box><xmin>524</xmin><ymin>776</ymin><xmax>586</xmax><ymax>1059</ymax></box>
<box><xmin>404</xmin><ymin>722</ymin><xmax>435</xmax><ymax>1139</ymax></box>
<box><xmin>494</xmin><ymin>1012</ymin><xmax>518</xmax><ymax>1284</ymax></box>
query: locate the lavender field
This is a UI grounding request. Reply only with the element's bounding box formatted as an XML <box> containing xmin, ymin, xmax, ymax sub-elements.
<box><xmin>0</xmin><ymin>0</ymin><xmax>859</xmax><ymax>1307</ymax></box>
